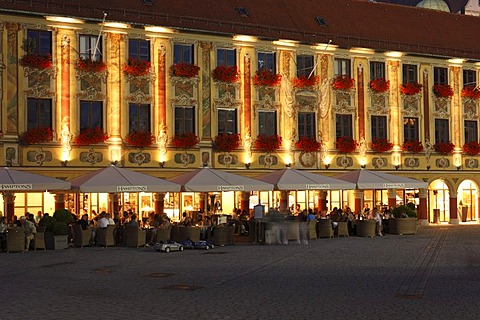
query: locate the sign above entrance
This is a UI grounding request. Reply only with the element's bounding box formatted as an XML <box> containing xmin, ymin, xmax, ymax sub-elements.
<box><xmin>116</xmin><ymin>186</ymin><xmax>148</xmax><ymax>192</ymax></box>
<box><xmin>383</xmin><ymin>183</ymin><xmax>405</xmax><ymax>189</ymax></box>
<box><xmin>217</xmin><ymin>185</ymin><xmax>245</xmax><ymax>191</ymax></box>
<box><xmin>0</xmin><ymin>184</ymin><xmax>33</xmax><ymax>190</ymax></box>
<box><xmin>306</xmin><ymin>184</ymin><xmax>330</xmax><ymax>190</ymax></box>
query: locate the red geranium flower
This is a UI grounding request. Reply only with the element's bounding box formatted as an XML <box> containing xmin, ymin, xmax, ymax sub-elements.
<box><xmin>400</xmin><ymin>82</ymin><xmax>422</xmax><ymax>95</ymax></box>
<box><xmin>214</xmin><ymin>133</ymin><xmax>241</xmax><ymax>153</ymax></box>
<box><xmin>77</xmin><ymin>58</ymin><xmax>107</xmax><ymax>73</ymax></box>
<box><xmin>123</xmin><ymin>58</ymin><xmax>151</xmax><ymax>77</ymax></box>
<box><xmin>331</xmin><ymin>75</ymin><xmax>355</xmax><ymax>91</ymax></box>
<box><xmin>401</xmin><ymin>140</ymin><xmax>424</xmax><ymax>153</ymax></box>
<box><xmin>212</xmin><ymin>66</ymin><xmax>240</xmax><ymax>83</ymax></box>
<box><xmin>433</xmin><ymin>84</ymin><xmax>454</xmax><ymax>98</ymax></box>
<box><xmin>253</xmin><ymin>70</ymin><xmax>282</xmax><ymax>87</ymax></box>
<box><xmin>463</xmin><ymin>141</ymin><xmax>480</xmax><ymax>156</ymax></box>
<box><xmin>295</xmin><ymin>136</ymin><xmax>321</xmax><ymax>153</ymax></box>
<box><xmin>369</xmin><ymin>78</ymin><xmax>390</xmax><ymax>93</ymax></box>
<box><xmin>125</xmin><ymin>131</ymin><xmax>155</xmax><ymax>148</ymax></box>
<box><xmin>461</xmin><ymin>86</ymin><xmax>480</xmax><ymax>99</ymax></box>
<box><xmin>434</xmin><ymin>141</ymin><xmax>455</xmax><ymax>155</ymax></box>
<box><xmin>75</xmin><ymin>127</ymin><xmax>108</xmax><ymax>146</ymax></box>
<box><xmin>19</xmin><ymin>127</ymin><xmax>53</xmax><ymax>145</ymax></box>
<box><xmin>171</xmin><ymin>132</ymin><xmax>199</xmax><ymax>149</ymax></box>
<box><xmin>370</xmin><ymin>137</ymin><xmax>393</xmax><ymax>153</ymax></box>
<box><xmin>336</xmin><ymin>136</ymin><xmax>357</xmax><ymax>153</ymax></box>
<box><xmin>254</xmin><ymin>134</ymin><xmax>282</xmax><ymax>153</ymax></box>
<box><xmin>292</xmin><ymin>75</ymin><xmax>320</xmax><ymax>88</ymax></box>
<box><xmin>19</xmin><ymin>53</ymin><xmax>53</xmax><ymax>70</ymax></box>
<box><xmin>170</xmin><ymin>63</ymin><xmax>200</xmax><ymax>78</ymax></box>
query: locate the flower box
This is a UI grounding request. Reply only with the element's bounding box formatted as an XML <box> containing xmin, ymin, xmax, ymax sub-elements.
<box><xmin>433</xmin><ymin>84</ymin><xmax>454</xmax><ymax>98</ymax></box>
<box><xmin>212</xmin><ymin>65</ymin><xmax>240</xmax><ymax>83</ymax></box>
<box><xmin>370</xmin><ymin>137</ymin><xmax>393</xmax><ymax>153</ymax></box>
<box><xmin>77</xmin><ymin>58</ymin><xmax>107</xmax><ymax>73</ymax></box>
<box><xmin>295</xmin><ymin>136</ymin><xmax>321</xmax><ymax>153</ymax></box>
<box><xmin>171</xmin><ymin>132</ymin><xmax>199</xmax><ymax>149</ymax></box>
<box><xmin>401</xmin><ymin>140</ymin><xmax>423</xmax><ymax>153</ymax></box>
<box><xmin>434</xmin><ymin>141</ymin><xmax>455</xmax><ymax>155</ymax></box>
<box><xmin>125</xmin><ymin>131</ymin><xmax>155</xmax><ymax>148</ymax></box>
<box><xmin>19</xmin><ymin>127</ymin><xmax>53</xmax><ymax>145</ymax></box>
<box><xmin>369</xmin><ymin>78</ymin><xmax>390</xmax><ymax>93</ymax></box>
<box><xmin>74</xmin><ymin>127</ymin><xmax>108</xmax><ymax>146</ymax></box>
<box><xmin>254</xmin><ymin>134</ymin><xmax>282</xmax><ymax>153</ymax></box>
<box><xmin>19</xmin><ymin>53</ymin><xmax>53</xmax><ymax>70</ymax></box>
<box><xmin>292</xmin><ymin>75</ymin><xmax>320</xmax><ymax>88</ymax></box>
<box><xmin>331</xmin><ymin>75</ymin><xmax>355</xmax><ymax>91</ymax></box>
<box><xmin>400</xmin><ymin>82</ymin><xmax>422</xmax><ymax>95</ymax></box>
<box><xmin>336</xmin><ymin>136</ymin><xmax>357</xmax><ymax>153</ymax></box>
<box><xmin>253</xmin><ymin>69</ymin><xmax>282</xmax><ymax>87</ymax></box>
<box><xmin>123</xmin><ymin>58</ymin><xmax>151</xmax><ymax>77</ymax></box>
<box><xmin>461</xmin><ymin>86</ymin><xmax>480</xmax><ymax>99</ymax></box>
<box><xmin>170</xmin><ymin>63</ymin><xmax>200</xmax><ymax>78</ymax></box>
<box><xmin>463</xmin><ymin>141</ymin><xmax>480</xmax><ymax>156</ymax></box>
<box><xmin>214</xmin><ymin>133</ymin><xmax>241</xmax><ymax>153</ymax></box>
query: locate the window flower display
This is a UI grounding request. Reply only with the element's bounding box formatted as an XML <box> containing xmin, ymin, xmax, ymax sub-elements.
<box><xmin>125</xmin><ymin>131</ymin><xmax>155</xmax><ymax>148</ymax></box>
<box><xmin>400</xmin><ymin>82</ymin><xmax>422</xmax><ymax>95</ymax></box>
<box><xmin>434</xmin><ymin>141</ymin><xmax>455</xmax><ymax>155</ymax></box>
<box><xmin>19</xmin><ymin>53</ymin><xmax>53</xmax><ymax>70</ymax></box>
<box><xmin>253</xmin><ymin>69</ymin><xmax>282</xmax><ymax>87</ymax></box>
<box><xmin>77</xmin><ymin>58</ymin><xmax>107</xmax><ymax>73</ymax></box>
<box><xmin>336</xmin><ymin>136</ymin><xmax>357</xmax><ymax>153</ymax></box>
<box><xmin>170</xmin><ymin>63</ymin><xmax>200</xmax><ymax>78</ymax></box>
<box><xmin>463</xmin><ymin>141</ymin><xmax>480</xmax><ymax>156</ymax></box>
<box><xmin>433</xmin><ymin>84</ymin><xmax>454</xmax><ymax>98</ymax></box>
<box><xmin>295</xmin><ymin>136</ymin><xmax>321</xmax><ymax>153</ymax></box>
<box><xmin>369</xmin><ymin>78</ymin><xmax>390</xmax><ymax>93</ymax></box>
<box><xmin>214</xmin><ymin>133</ymin><xmax>241</xmax><ymax>153</ymax></box>
<box><xmin>331</xmin><ymin>75</ymin><xmax>355</xmax><ymax>91</ymax></box>
<box><xmin>401</xmin><ymin>140</ymin><xmax>424</xmax><ymax>153</ymax></box>
<box><xmin>370</xmin><ymin>137</ymin><xmax>393</xmax><ymax>153</ymax></box>
<box><xmin>461</xmin><ymin>86</ymin><xmax>480</xmax><ymax>99</ymax></box>
<box><xmin>292</xmin><ymin>75</ymin><xmax>320</xmax><ymax>88</ymax></box>
<box><xmin>212</xmin><ymin>65</ymin><xmax>240</xmax><ymax>83</ymax></box>
<box><xmin>19</xmin><ymin>127</ymin><xmax>53</xmax><ymax>145</ymax></box>
<box><xmin>75</xmin><ymin>127</ymin><xmax>108</xmax><ymax>146</ymax></box>
<box><xmin>171</xmin><ymin>132</ymin><xmax>199</xmax><ymax>149</ymax></box>
<box><xmin>254</xmin><ymin>134</ymin><xmax>282</xmax><ymax>153</ymax></box>
<box><xmin>123</xmin><ymin>58</ymin><xmax>151</xmax><ymax>77</ymax></box>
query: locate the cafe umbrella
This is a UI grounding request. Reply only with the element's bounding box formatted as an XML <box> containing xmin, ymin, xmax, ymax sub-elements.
<box><xmin>334</xmin><ymin>169</ymin><xmax>427</xmax><ymax>190</ymax></box>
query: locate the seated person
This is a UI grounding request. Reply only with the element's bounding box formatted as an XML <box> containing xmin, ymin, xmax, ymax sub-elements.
<box><xmin>21</xmin><ymin>215</ymin><xmax>37</xmax><ymax>250</ymax></box>
<box><xmin>77</xmin><ymin>214</ymin><xmax>89</xmax><ymax>230</ymax></box>
<box><xmin>127</xmin><ymin>214</ymin><xmax>139</xmax><ymax>228</ymax></box>
<box><xmin>97</xmin><ymin>213</ymin><xmax>109</xmax><ymax>229</ymax></box>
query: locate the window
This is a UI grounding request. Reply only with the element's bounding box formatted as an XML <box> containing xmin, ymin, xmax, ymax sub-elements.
<box><xmin>257</xmin><ymin>51</ymin><xmax>276</xmax><ymax>73</ymax></box>
<box><xmin>174</xmin><ymin>106</ymin><xmax>195</xmax><ymax>134</ymax></box>
<box><xmin>403</xmin><ymin>117</ymin><xmax>419</xmax><ymax>142</ymax></box>
<box><xmin>173</xmin><ymin>43</ymin><xmax>194</xmax><ymax>64</ymax></box>
<box><xmin>296</xmin><ymin>55</ymin><xmax>314</xmax><ymax>78</ymax></box>
<box><xmin>80</xmin><ymin>101</ymin><xmax>103</xmax><ymax>132</ymax></box>
<box><xmin>128</xmin><ymin>39</ymin><xmax>150</xmax><ymax>61</ymax></box>
<box><xmin>128</xmin><ymin>103</ymin><xmax>151</xmax><ymax>133</ymax></box>
<box><xmin>217</xmin><ymin>109</ymin><xmax>237</xmax><ymax>134</ymax></box>
<box><xmin>334</xmin><ymin>58</ymin><xmax>351</xmax><ymax>77</ymax></box>
<box><xmin>371</xmin><ymin>115</ymin><xmax>387</xmax><ymax>139</ymax></box>
<box><xmin>433</xmin><ymin>67</ymin><xmax>448</xmax><ymax>85</ymax></box>
<box><xmin>297</xmin><ymin>112</ymin><xmax>316</xmax><ymax>138</ymax></box>
<box><xmin>258</xmin><ymin>111</ymin><xmax>277</xmax><ymax>136</ymax></box>
<box><xmin>335</xmin><ymin>114</ymin><xmax>353</xmax><ymax>139</ymax></box>
<box><xmin>370</xmin><ymin>61</ymin><xmax>385</xmax><ymax>80</ymax></box>
<box><xmin>463</xmin><ymin>69</ymin><xmax>476</xmax><ymax>88</ymax></box>
<box><xmin>465</xmin><ymin>120</ymin><xmax>478</xmax><ymax>143</ymax></box>
<box><xmin>434</xmin><ymin>119</ymin><xmax>449</xmax><ymax>143</ymax></box>
<box><xmin>402</xmin><ymin>64</ymin><xmax>417</xmax><ymax>84</ymax></box>
<box><xmin>79</xmin><ymin>34</ymin><xmax>102</xmax><ymax>61</ymax></box>
<box><xmin>27</xmin><ymin>98</ymin><xmax>52</xmax><ymax>130</ymax></box>
<box><xmin>26</xmin><ymin>30</ymin><xmax>52</xmax><ymax>56</ymax></box>
<box><xmin>216</xmin><ymin>48</ymin><xmax>236</xmax><ymax>67</ymax></box>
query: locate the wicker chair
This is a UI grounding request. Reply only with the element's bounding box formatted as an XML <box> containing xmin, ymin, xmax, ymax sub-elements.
<box><xmin>356</xmin><ymin>220</ymin><xmax>376</xmax><ymax>238</ymax></box>
<box><xmin>97</xmin><ymin>225</ymin><xmax>116</xmax><ymax>247</ymax></box>
<box><xmin>7</xmin><ymin>228</ymin><xmax>25</xmax><ymax>253</ymax></box>
<box><xmin>307</xmin><ymin>220</ymin><xmax>317</xmax><ymax>240</ymax></box>
<box><xmin>335</xmin><ymin>221</ymin><xmax>349</xmax><ymax>238</ymax></box>
<box><xmin>213</xmin><ymin>226</ymin><xmax>234</xmax><ymax>246</ymax></box>
<box><xmin>286</xmin><ymin>221</ymin><xmax>300</xmax><ymax>242</ymax></box>
<box><xmin>180</xmin><ymin>226</ymin><xmax>201</xmax><ymax>242</ymax></box>
<box><xmin>125</xmin><ymin>226</ymin><xmax>146</xmax><ymax>247</ymax></box>
<box><xmin>34</xmin><ymin>231</ymin><xmax>46</xmax><ymax>251</ymax></box>
<box><xmin>155</xmin><ymin>226</ymin><xmax>172</xmax><ymax>243</ymax></box>
<box><xmin>73</xmin><ymin>224</ymin><xmax>92</xmax><ymax>247</ymax></box>
<box><xmin>316</xmin><ymin>219</ymin><xmax>334</xmax><ymax>239</ymax></box>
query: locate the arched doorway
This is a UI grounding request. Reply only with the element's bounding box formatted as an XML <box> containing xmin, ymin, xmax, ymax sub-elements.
<box><xmin>457</xmin><ymin>180</ymin><xmax>478</xmax><ymax>222</ymax></box>
<box><xmin>429</xmin><ymin>179</ymin><xmax>450</xmax><ymax>223</ymax></box>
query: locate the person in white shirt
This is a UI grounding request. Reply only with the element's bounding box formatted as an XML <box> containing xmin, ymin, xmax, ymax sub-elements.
<box><xmin>372</xmin><ymin>208</ymin><xmax>383</xmax><ymax>236</ymax></box>
<box><xmin>106</xmin><ymin>213</ymin><xmax>115</xmax><ymax>225</ymax></box>
<box><xmin>97</xmin><ymin>212</ymin><xmax>109</xmax><ymax>229</ymax></box>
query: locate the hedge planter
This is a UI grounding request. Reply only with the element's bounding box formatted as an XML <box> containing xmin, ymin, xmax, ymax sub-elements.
<box><xmin>389</xmin><ymin>218</ymin><xmax>417</xmax><ymax>235</ymax></box>
<box><xmin>54</xmin><ymin>235</ymin><xmax>69</xmax><ymax>250</ymax></box>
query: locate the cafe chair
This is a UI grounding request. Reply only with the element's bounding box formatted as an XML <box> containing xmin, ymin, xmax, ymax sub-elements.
<box><xmin>307</xmin><ymin>220</ymin><xmax>317</xmax><ymax>240</ymax></box>
<box><xmin>335</xmin><ymin>221</ymin><xmax>349</xmax><ymax>238</ymax></box>
<box><xmin>97</xmin><ymin>225</ymin><xmax>116</xmax><ymax>247</ymax></box>
<box><xmin>34</xmin><ymin>230</ymin><xmax>46</xmax><ymax>251</ymax></box>
<box><xmin>73</xmin><ymin>224</ymin><xmax>92</xmax><ymax>247</ymax></box>
<box><xmin>155</xmin><ymin>225</ymin><xmax>172</xmax><ymax>243</ymax></box>
<box><xmin>316</xmin><ymin>219</ymin><xmax>334</xmax><ymax>239</ymax></box>
<box><xmin>356</xmin><ymin>220</ymin><xmax>376</xmax><ymax>238</ymax></box>
<box><xmin>7</xmin><ymin>228</ymin><xmax>25</xmax><ymax>253</ymax></box>
<box><xmin>126</xmin><ymin>226</ymin><xmax>146</xmax><ymax>248</ymax></box>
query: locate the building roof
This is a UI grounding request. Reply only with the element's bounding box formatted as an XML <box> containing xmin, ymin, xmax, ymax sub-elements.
<box><xmin>375</xmin><ymin>0</ymin><xmax>468</xmax><ymax>13</ymax></box>
<box><xmin>2</xmin><ymin>0</ymin><xmax>480</xmax><ymax>61</ymax></box>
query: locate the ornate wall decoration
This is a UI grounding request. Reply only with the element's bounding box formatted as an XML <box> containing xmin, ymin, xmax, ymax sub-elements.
<box><xmin>372</xmin><ymin>157</ymin><xmax>387</xmax><ymax>169</ymax></box>
<box><xmin>26</xmin><ymin>148</ymin><xmax>52</xmax><ymax>165</ymax></box>
<box><xmin>157</xmin><ymin>124</ymin><xmax>168</xmax><ymax>158</ymax></box>
<box><xmin>435</xmin><ymin>157</ymin><xmax>450</xmax><ymax>169</ymax></box>
<box><xmin>23</xmin><ymin>67</ymin><xmax>56</xmax><ymax>98</ymax></box>
<box><xmin>128</xmin><ymin>150</ymin><xmax>151</xmax><ymax>166</ymax></box>
<box><xmin>336</xmin><ymin>155</ymin><xmax>353</xmax><ymax>168</ymax></box>
<box><xmin>6</xmin><ymin>22</ymin><xmax>21</xmax><ymax>134</ymax></box>
<box><xmin>174</xmin><ymin>152</ymin><xmax>195</xmax><ymax>166</ymax></box>
<box><xmin>213</xmin><ymin>91</ymin><xmax>242</xmax><ymax>112</ymax></box>
<box><xmin>433</xmin><ymin>96</ymin><xmax>450</xmax><ymax>118</ymax></box>
<box><xmin>332</xmin><ymin>90</ymin><xmax>355</xmax><ymax>114</ymax></box>
<box><xmin>465</xmin><ymin>158</ymin><xmax>478</xmax><ymax>169</ymax></box>
<box><xmin>462</xmin><ymin>98</ymin><xmax>477</xmax><ymax>120</ymax></box>
<box><xmin>80</xmin><ymin>148</ymin><xmax>103</xmax><ymax>165</ymax></box>
<box><xmin>215</xmin><ymin>82</ymin><xmax>240</xmax><ymax>98</ymax></box>
<box><xmin>218</xmin><ymin>153</ymin><xmax>238</xmax><ymax>167</ymax></box>
<box><xmin>76</xmin><ymin>71</ymin><xmax>107</xmax><ymax>100</ymax></box>
<box><xmin>298</xmin><ymin>152</ymin><xmax>316</xmax><ymax>168</ymax></box>
<box><xmin>424</xmin><ymin>138</ymin><xmax>434</xmax><ymax>165</ymax></box>
<box><xmin>402</xmin><ymin>94</ymin><xmax>421</xmax><ymax>117</ymax></box>
<box><xmin>125</xmin><ymin>73</ymin><xmax>155</xmax><ymax>103</ymax></box>
<box><xmin>243</xmin><ymin>131</ymin><xmax>252</xmax><ymax>161</ymax></box>
<box><xmin>367</xmin><ymin>92</ymin><xmax>389</xmax><ymax>115</ymax></box>
<box><xmin>200</xmin><ymin>41</ymin><xmax>212</xmax><ymax>140</ymax></box>
<box><xmin>253</xmin><ymin>87</ymin><xmax>280</xmax><ymax>115</ymax></box>
<box><xmin>5</xmin><ymin>147</ymin><xmax>17</xmax><ymax>166</ymax></box>
<box><xmin>259</xmin><ymin>154</ymin><xmax>277</xmax><ymax>168</ymax></box>
<box><xmin>404</xmin><ymin>156</ymin><xmax>419</xmax><ymax>168</ymax></box>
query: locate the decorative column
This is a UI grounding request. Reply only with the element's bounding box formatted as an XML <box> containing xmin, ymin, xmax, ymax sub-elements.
<box><xmin>357</xmin><ymin>63</ymin><xmax>365</xmax><ymax>139</ymax></box>
<box><xmin>240</xmin><ymin>191</ymin><xmax>250</xmax><ymax>212</ymax></box>
<box><xmin>418</xmin><ymin>188</ymin><xmax>428</xmax><ymax>226</ymax></box>
<box><xmin>278</xmin><ymin>190</ymin><xmax>288</xmax><ymax>212</ymax></box>
<box><xmin>157</xmin><ymin>44</ymin><xmax>168</xmax><ymax>161</ymax></box>
<box><xmin>387</xmin><ymin>188</ymin><xmax>397</xmax><ymax>209</ymax></box>
<box><xmin>422</xmin><ymin>69</ymin><xmax>430</xmax><ymax>139</ymax></box>
<box><xmin>387</xmin><ymin>60</ymin><xmax>400</xmax><ymax>147</ymax></box>
<box><xmin>318</xmin><ymin>190</ymin><xmax>327</xmax><ymax>211</ymax></box>
<box><xmin>354</xmin><ymin>190</ymin><xmax>364</xmax><ymax>215</ymax></box>
<box><xmin>54</xmin><ymin>194</ymin><xmax>65</xmax><ymax>210</ymax></box>
<box><xmin>108</xmin><ymin>193</ymin><xmax>120</xmax><ymax>214</ymax></box>
<box><xmin>449</xmin><ymin>190</ymin><xmax>459</xmax><ymax>224</ymax></box>
<box><xmin>4</xmin><ymin>192</ymin><xmax>15</xmax><ymax>223</ymax></box>
<box><xmin>200</xmin><ymin>42</ymin><xmax>212</xmax><ymax>140</ymax></box>
<box><xmin>198</xmin><ymin>193</ymin><xmax>207</xmax><ymax>213</ymax></box>
<box><xmin>243</xmin><ymin>52</ymin><xmax>252</xmax><ymax>142</ymax></box>
<box><xmin>153</xmin><ymin>192</ymin><xmax>165</xmax><ymax>214</ymax></box>
<box><xmin>60</xmin><ymin>33</ymin><xmax>72</xmax><ymax>161</ymax></box>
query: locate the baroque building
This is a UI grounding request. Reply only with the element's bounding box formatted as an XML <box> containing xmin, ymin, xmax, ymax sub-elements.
<box><xmin>1</xmin><ymin>0</ymin><xmax>480</xmax><ymax>224</ymax></box>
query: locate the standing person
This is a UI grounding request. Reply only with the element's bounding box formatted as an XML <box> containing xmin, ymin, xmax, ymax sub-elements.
<box><xmin>372</xmin><ymin>208</ymin><xmax>383</xmax><ymax>236</ymax></box>
<box><xmin>20</xmin><ymin>215</ymin><xmax>37</xmax><ymax>251</ymax></box>
<box><xmin>0</xmin><ymin>217</ymin><xmax>7</xmax><ymax>251</ymax></box>
<box><xmin>35</xmin><ymin>211</ymin><xmax>43</xmax><ymax>224</ymax></box>
<box><xmin>298</xmin><ymin>209</ymin><xmax>308</xmax><ymax>245</ymax></box>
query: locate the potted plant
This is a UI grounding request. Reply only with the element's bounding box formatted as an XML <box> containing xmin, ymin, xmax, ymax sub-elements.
<box><xmin>295</xmin><ymin>136</ymin><xmax>321</xmax><ymax>153</ymax></box>
<box><xmin>370</xmin><ymin>137</ymin><xmax>393</xmax><ymax>153</ymax></box>
<box><xmin>52</xmin><ymin>209</ymin><xmax>73</xmax><ymax>249</ymax></box>
<box><xmin>123</xmin><ymin>57</ymin><xmax>151</xmax><ymax>77</ymax></box>
<box><xmin>77</xmin><ymin>57</ymin><xmax>107</xmax><ymax>73</ymax></box>
<box><xmin>461</xmin><ymin>86</ymin><xmax>480</xmax><ymax>99</ymax></box>
<box><xmin>463</xmin><ymin>141</ymin><xmax>480</xmax><ymax>156</ymax></box>
<box><xmin>19</xmin><ymin>53</ymin><xmax>53</xmax><ymax>70</ymax></box>
<box><xmin>125</xmin><ymin>130</ymin><xmax>155</xmax><ymax>149</ymax></box>
<box><xmin>331</xmin><ymin>75</ymin><xmax>355</xmax><ymax>91</ymax></box>
<box><xmin>400</xmin><ymin>82</ymin><xmax>422</xmax><ymax>95</ymax></box>
<box><xmin>434</xmin><ymin>141</ymin><xmax>455</xmax><ymax>155</ymax></box>
<box><xmin>39</xmin><ymin>215</ymin><xmax>55</xmax><ymax>250</ymax></box>
<box><xmin>214</xmin><ymin>133</ymin><xmax>241</xmax><ymax>153</ymax></box>
<box><xmin>292</xmin><ymin>75</ymin><xmax>320</xmax><ymax>89</ymax></box>
<box><xmin>336</xmin><ymin>136</ymin><xmax>357</xmax><ymax>153</ymax></box>
<box><xmin>212</xmin><ymin>65</ymin><xmax>240</xmax><ymax>83</ymax></box>
<box><xmin>254</xmin><ymin>134</ymin><xmax>282</xmax><ymax>153</ymax></box>
<box><xmin>19</xmin><ymin>127</ymin><xmax>54</xmax><ymax>145</ymax></box>
<box><xmin>170</xmin><ymin>63</ymin><xmax>200</xmax><ymax>78</ymax></box>
<box><xmin>74</xmin><ymin>127</ymin><xmax>109</xmax><ymax>146</ymax></box>
<box><xmin>253</xmin><ymin>69</ymin><xmax>282</xmax><ymax>87</ymax></box>
<box><xmin>433</xmin><ymin>84</ymin><xmax>454</xmax><ymax>98</ymax></box>
<box><xmin>369</xmin><ymin>78</ymin><xmax>390</xmax><ymax>93</ymax></box>
<box><xmin>389</xmin><ymin>204</ymin><xmax>418</xmax><ymax>235</ymax></box>
<box><xmin>171</xmin><ymin>132</ymin><xmax>199</xmax><ymax>150</ymax></box>
<box><xmin>401</xmin><ymin>140</ymin><xmax>424</xmax><ymax>153</ymax></box>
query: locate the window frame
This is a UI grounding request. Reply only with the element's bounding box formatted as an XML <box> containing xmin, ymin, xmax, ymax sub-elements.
<box><xmin>26</xmin><ymin>29</ymin><xmax>52</xmax><ymax>56</ymax></box>
<box><xmin>297</xmin><ymin>112</ymin><xmax>316</xmax><ymax>138</ymax></box>
<box><xmin>370</xmin><ymin>61</ymin><xmax>385</xmax><ymax>80</ymax></box>
<box><xmin>217</xmin><ymin>108</ymin><xmax>238</xmax><ymax>135</ymax></box>
<box><xmin>257</xmin><ymin>51</ymin><xmax>276</xmax><ymax>73</ymax></box>
<box><xmin>258</xmin><ymin>110</ymin><xmax>277</xmax><ymax>136</ymax></box>
<box><xmin>296</xmin><ymin>54</ymin><xmax>314</xmax><ymax>78</ymax></box>
<box><xmin>335</xmin><ymin>114</ymin><xmax>353</xmax><ymax>139</ymax></box>
<box><xmin>174</xmin><ymin>106</ymin><xmax>195</xmax><ymax>135</ymax></box>
<box><xmin>433</xmin><ymin>67</ymin><xmax>448</xmax><ymax>85</ymax></box>
<box><xmin>334</xmin><ymin>58</ymin><xmax>351</xmax><ymax>77</ymax></box>
<box><xmin>403</xmin><ymin>117</ymin><xmax>419</xmax><ymax>142</ymax></box>
<box><xmin>128</xmin><ymin>103</ymin><xmax>151</xmax><ymax>133</ymax></box>
<box><xmin>27</xmin><ymin>98</ymin><xmax>52</xmax><ymax>130</ymax></box>
<box><xmin>79</xmin><ymin>100</ymin><xmax>103</xmax><ymax>132</ymax></box>
<box><xmin>173</xmin><ymin>43</ymin><xmax>194</xmax><ymax>64</ymax></box>
<box><xmin>128</xmin><ymin>38</ymin><xmax>150</xmax><ymax>62</ymax></box>
<box><xmin>434</xmin><ymin>119</ymin><xmax>450</xmax><ymax>143</ymax></box>
<box><xmin>463</xmin><ymin>69</ymin><xmax>477</xmax><ymax>88</ymax></box>
<box><xmin>465</xmin><ymin>120</ymin><xmax>478</xmax><ymax>143</ymax></box>
<box><xmin>402</xmin><ymin>64</ymin><xmax>418</xmax><ymax>84</ymax></box>
<box><xmin>216</xmin><ymin>48</ymin><xmax>236</xmax><ymax>67</ymax></box>
<box><xmin>79</xmin><ymin>34</ymin><xmax>103</xmax><ymax>61</ymax></box>
<box><xmin>370</xmin><ymin>115</ymin><xmax>388</xmax><ymax>140</ymax></box>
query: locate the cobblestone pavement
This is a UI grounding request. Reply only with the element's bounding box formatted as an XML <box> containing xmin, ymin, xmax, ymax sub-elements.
<box><xmin>2</xmin><ymin>225</ymin><xmax>480</xmax><ymax>320</ymax></box>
